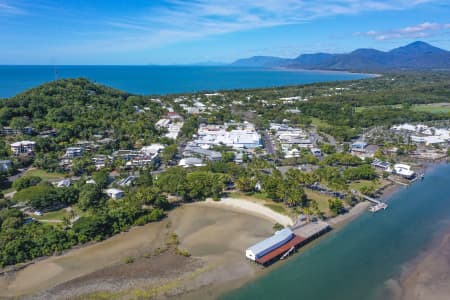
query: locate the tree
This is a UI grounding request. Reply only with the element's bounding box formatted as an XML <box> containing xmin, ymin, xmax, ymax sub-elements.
<box><xmin>235</xmin><ymin>175</ymin><xmax>256</xmax><ymax>193</ymax></box>
<box><xmin>161</xmin><ymin>144</ymin><xmax>178</xmax><ymax>165</ymax></box>
<box><xmin>92</xmin><ymin>170</ymin><xmax>110</xmax><ymax>189</ymax></box>
<box><xmin>156</xmin><ymin>167</ymin><xmax>187</xmax><ymax>198</ymax></box>
<box><xmin>78</xmin><ymin>184</ymin><xmax>105</xmax><ymax>211</ymax></box>
<box><xmin>12</xmin><ymin>176</ymin><xmax>42</xmax><ymax>191</ymax></box>
<box><xmin>328</xmin><ymin>198</ymin><xmax>344</xmax><ymax>215</ymax></box>
<box><xmin>136</xmin><ymin>171</ymin><xmax>153</xmax><ymax>186</ymax></box>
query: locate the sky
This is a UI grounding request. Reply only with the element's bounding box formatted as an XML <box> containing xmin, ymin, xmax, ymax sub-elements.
<box><xmin>0</xmin><ymin>0</ymin><xmax>449</xmax><ymax>65</ymax></box>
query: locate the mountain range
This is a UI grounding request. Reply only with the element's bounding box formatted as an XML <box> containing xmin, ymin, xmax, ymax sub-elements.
<box><xmin>230</xmin><ymin>41</ymin><xmax>450</xmax><ymax>71</ymax></box>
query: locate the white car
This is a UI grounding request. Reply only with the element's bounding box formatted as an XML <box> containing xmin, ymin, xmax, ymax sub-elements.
<box><xmin>34</xmin><ymin>211</ymin><xmax>43</xmax><ymax>216</ymax></box>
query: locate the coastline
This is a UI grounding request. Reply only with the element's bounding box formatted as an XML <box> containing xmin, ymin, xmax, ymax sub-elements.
<box><xmin>0</xmin><ymin>177</ymin><xmax>419</xmax><ymax>299</ymax></box>
<box><xmin>272</xmin><ymin>66</ymin><xmax>381</xmax><ymax>78</ymax></box>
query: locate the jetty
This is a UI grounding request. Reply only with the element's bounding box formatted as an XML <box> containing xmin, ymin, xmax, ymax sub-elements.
<box><xmin>360</xmin><ymin>194</ymin><xmax>388</xmax><ymax>213</ymax></box>
<box><xmin>246</xmin><ymin>220</ymin><xmax>331</xmax><ymax>266</ymax></box>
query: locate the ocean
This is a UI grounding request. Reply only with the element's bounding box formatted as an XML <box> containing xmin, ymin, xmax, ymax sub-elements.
<box><xmin>222</xmin><ymin>163</ymin><xmax>450</xmax><ymax>300</ymax></box>
<box><xmin>0</xmin><ymin>65</ymin><xmax>370</xmax><ymax>98</ymax></box>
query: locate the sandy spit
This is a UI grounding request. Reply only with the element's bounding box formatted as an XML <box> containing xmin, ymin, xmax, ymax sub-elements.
<box><xmin>199</xmin><ymin>197</ymin><xmax>294</xmax><ymax>226</ymax></box>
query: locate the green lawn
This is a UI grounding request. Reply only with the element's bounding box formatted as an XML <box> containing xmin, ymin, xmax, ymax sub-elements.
<box><xmin>305</xmin><ymin>190</ymin><xmax>331</xmax><ymax>215</ymax></box>
<box><xmin>310</xmin><ymin>117</ymin><xmax>329</xmax><ymax>127</ymax></box>
<box><xmin>24</xmin><ymin>169</ymin><xmax>66</xmax><ymax>181</ymax></box>
<box><xmin>34</xmin><ymin>208</ymin><xmax>70</xmax><ymax>221</ymax></box>
<box><xmin>411</xmin><ymin>103</ymin><xmax>450</xmax><ymax>114</ymax></box>
<box><xmin>355</xmin><ymin>103</ymin><xmax>450</xmax><ymax>114</ymax></box>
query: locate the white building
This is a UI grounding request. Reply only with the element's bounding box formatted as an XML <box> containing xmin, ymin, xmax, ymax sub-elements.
<box><xmin>10</xmin><ymin>141</ymin><xmax>36</xmax><ymax>155</ymax></box>
<box><xmin>178</xmin><ymin>157</ymin><xmax>205</xmax><ymax>168</ymax></box>
<box><xmin>392</xmin><ymin>164</ymin><xmax>415</xmax><ymax>179</ymax></box>
<box><xmin>105</xmin><ymin>188</ymin><xmax>125</xmax><ymax>200</ymax></box>
<box><xmin>56</xmin><ymin>179</ymin><xmax>71</xmax><ymax>188</ymax></box>
<box><xmin>245</xmin><ymin>228</ymin><xmax>294</xmax><ymax>261</ymax></box>
<box><xmin>141</xmin><ymin>144</ymin><xmax>165</xmax><ymax>156</ymax></box>
<box><xmin>195</xmin><ymin>123</ymin><xmax>262</xmax><ymax>149</ymax></box>
<box><xmin>65</xmin><ymin>147</ymin><xmax>84</xmax><ymax>158</ymax></box>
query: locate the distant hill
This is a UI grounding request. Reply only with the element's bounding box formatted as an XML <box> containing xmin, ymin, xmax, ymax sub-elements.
<box><xmin>230</xmin><ymin>41</ymin><xmax>450</xmax><ymax>71</ymax></box>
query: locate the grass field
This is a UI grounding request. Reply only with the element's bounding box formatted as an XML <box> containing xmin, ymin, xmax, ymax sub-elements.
<box><xmin>310</xmin><ymin>117</ymin><xmax>329</xmax><ymax>127</ymax></box>
<box><xmin>411</xmin><ymin>103</ymin><xmax>450</xmax><ymax>114</ymax></box>
<box><xmin>24</xmin><ymin>169</ymin><xmax>66</xmax><ymax>181</ymax></box>
<box><xmin>355</xmin><ymin>103</ymin><xmax>450</xmax><ymax>114</ymax></box>
<box><xmin>34</xmin><ymin>208</ymin><xmax>70</xmax><ymax>222</ymax></box>
<box><xmin>305</xmin><ymin>190</ymin><xmax>331</xmax><ymax>215</ymax></box>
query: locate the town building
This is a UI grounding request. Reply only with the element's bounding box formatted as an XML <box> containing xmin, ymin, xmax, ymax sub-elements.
<box><xmin>10</xmin><ymin>141</ymin><xmax>36</xmax><ymax>155</ymax></box>
<box><xmin>56</xmin><ymin>179</ymin><xmax>71</xmax><ymax>188</ymax></box>
<box><xmin>64</xmin><ymin>147</ymin><xmax>84</xmax><ymax>158</ymax></box>
<box><xmin>178</xmin><ymin>157</ymin><xmax>205</xmax><ymax>168</ymax></box>
<box><xmin>392</xmin><ymin>163</ymin><xmax>415</xmax><ymax>179</ymax></box>
<box><xmin>116</xmin><ymin>176</ymin><xmax>136</xmax><ymax>187</ymax></box>
<box><xmin>105</xmin><ymin>188</ymin><xmax>125</xmax><ymax>200</ymax></box>
<box><xmin>246</xmin><ymin>228</ymin><xmax>294</xmax><ymax>261</ymax></box>
<box><xmin>195</xmin><ymin>123</ymin><xmax>262</xmax><ymax>149</ymax></box>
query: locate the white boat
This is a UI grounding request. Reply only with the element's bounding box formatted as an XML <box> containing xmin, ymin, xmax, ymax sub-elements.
<box><xmin>369</xmin><ymin>203</ymin><xmax>388</xmax><ymax>213</ymax></box>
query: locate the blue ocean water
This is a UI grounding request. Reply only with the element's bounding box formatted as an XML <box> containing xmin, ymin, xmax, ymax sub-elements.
<box><xmin>223</xmin><ymin>163</ymin><xmax>450</xmax><ymax>300</ymax></box>
<box><xmin>0</xmin><ymin>65</ymin><xmax>370</xmax><ymax>98</ymax></box>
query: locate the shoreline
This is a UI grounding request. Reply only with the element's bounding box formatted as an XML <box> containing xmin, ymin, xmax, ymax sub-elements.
<box><xmin>272</xmin><ymin>66</ymin><xmax>380</xmax><ymax>78</ymax></box>
<box><xmin>0</xmin><ymin>174</ymin><xmax>421</xmax><ymax>299</ymax></box>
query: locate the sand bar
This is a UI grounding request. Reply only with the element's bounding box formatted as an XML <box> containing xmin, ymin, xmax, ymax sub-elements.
<box><xmin>198</xmin><ymin>197</ymin><xmax>294</xmax><ymax>226</ymax></box>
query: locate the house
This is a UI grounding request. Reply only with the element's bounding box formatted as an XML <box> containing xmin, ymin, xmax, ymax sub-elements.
<box><xmin>178</xmin><ymin>157</ymin><xmax>204</xmax><ymax>168</ymax></box>
<box><xmin>371</xmin><ymin>159</ymin><xmax>391</xmax><ymax>171</ymax></box>
<box><xmin>183</xmin><ymin>145</ymin><xmax>222</xmax><ymax>161</ymax></box>
<box><xmin>351</xmin><ymin>141</ymin><xmax>368</xmax><ymax>152</ymax></box>
<box><xmin>2</xmin><ymin>126</ymin><xmax>33</xmax><ymax>136</ymax></box>
<box><xmin>392</xmin><ymin>164</ymin><xmax>415</xmax><ymax>179</ymax></box>
<box><xmin>92</xmin><ymin>155</ymin><xmax>110</xmax><ymax>169</ymax></box>
<box><xmin>56</xmin><ymin>179</ymin><xmax>71</xmax><ymax>188</ymax></box>
<box><xmin>141</xmin><ymin>144</ymin><xmax>165</xmax><ymax>156</ymax></box>
<box><xmin>64</xmin><ymin>147</ymin><xmax>84</xmax><ymax>158</ymax></box>
<box><xmin>0</xmin><ymin>160</ymin><xmax>13</xmax><ymax>173</ymax></box>
<box><xmin>116</xmin><ymin>176</ymin><xmax>136</xmax><ymax>187</ymax></box>
<box><xmin>10</xmin><ymin>141</ymin><xmax>36</xmax><ymax>155</ymax></box>
<box><xmin>105</xmin><ymin>188</ymin><xmax>125</xmax><ymax>200</ymax></box>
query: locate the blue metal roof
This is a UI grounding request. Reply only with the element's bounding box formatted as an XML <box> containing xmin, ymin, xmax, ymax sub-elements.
<box><xmin>247</xmin><ymin>228</ymin><xmax>293</xmax><ymax>258</ymax></box>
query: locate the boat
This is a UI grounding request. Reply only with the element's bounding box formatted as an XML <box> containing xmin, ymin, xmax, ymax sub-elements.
<box><xmin>369</xmin><ymin>202</ymin><xmax>388</xmax><ymax>213</ymax></box>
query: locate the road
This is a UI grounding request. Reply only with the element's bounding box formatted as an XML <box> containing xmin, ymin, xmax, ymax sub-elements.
<box><xmin>261</xmin><ymin>131</ymin><xmax>276</xmax><ymax>155</ymax></box>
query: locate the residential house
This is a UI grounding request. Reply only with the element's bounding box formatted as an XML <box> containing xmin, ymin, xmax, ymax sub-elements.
<box><xmin>10</xmin><ymin>141</ymin><xmax>36</xmax><ymax>155</ymax></box>
<box><xmin>105</xmin><ymin>188</ymin><xmax>125</xmax><ymax>200</ymax></box>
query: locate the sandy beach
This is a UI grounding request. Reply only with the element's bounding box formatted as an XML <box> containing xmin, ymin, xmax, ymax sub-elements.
<box><xmin>0</xmin><ymin>194</ymin><xmax>377</xmax><ymax>300</ymax></box>
<box><xmin>0</xmin><ymin>204</ymin><xmax>274</xmax><ymax>300</ymax></box>
<box><xmin>200</xmin><ymin>197</ymin><xmax>294</xmax><ymax>226</ymax></box>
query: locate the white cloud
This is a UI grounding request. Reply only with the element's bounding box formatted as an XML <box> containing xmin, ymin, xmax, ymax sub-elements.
<box><xmin>356</xmin><ymin>22</ymin><xmax>450</xmax><ymax>40</ymax></box>
<box><xmin>86</xmin><ymin>0</ymin><xmax>439</xmax><ymax>52</ymax></box>
<box><xmin>0</xmin><ymin>1</ymin><xmax>26</xmax><ymax>15</ymax></box>
<box><xmin>5</xmin><ymin>0</ymin><xmax>441</xmax><ymax>55</ymax></box>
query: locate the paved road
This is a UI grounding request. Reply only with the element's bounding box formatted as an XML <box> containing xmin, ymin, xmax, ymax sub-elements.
<box><xmin>7</xmin><ymin>167</ymin><xmax>31</xmax><ymax>183</ymax></box>
<box><xmin>261</xmin><ymin>131</ymin><xmax>275</xmax><ymax>155</ymax></box>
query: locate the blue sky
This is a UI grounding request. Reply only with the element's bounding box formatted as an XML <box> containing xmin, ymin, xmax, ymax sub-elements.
<box><xmin>1</xmin><ymin>0</ymin><xmax>449</xmax><ymax>64</ymax></box>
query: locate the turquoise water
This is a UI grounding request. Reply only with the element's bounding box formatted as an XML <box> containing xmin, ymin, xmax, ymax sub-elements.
<box><xmin>0</xmin><ymin>66</ymin><xmax>369</xmax><ymax>98</ymax></box>
<box><xmin>223</xmin><ymin>163</ymin><xmax>450</xmax><ymax>300</ymax></box>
